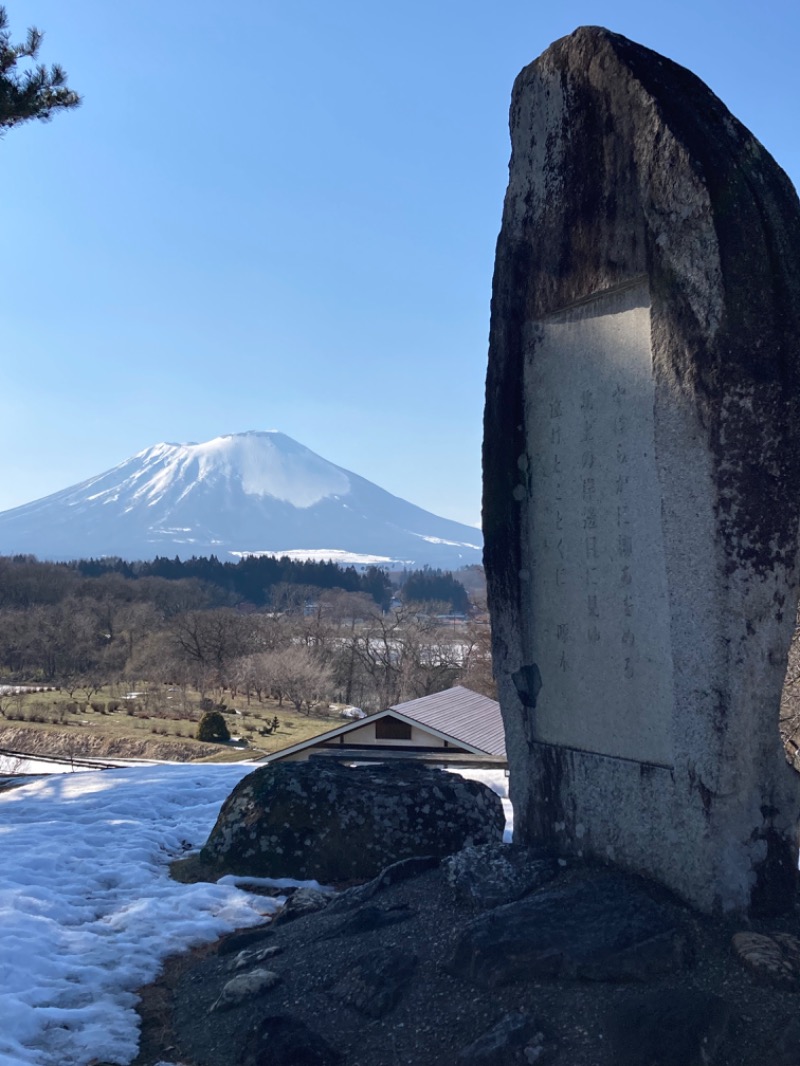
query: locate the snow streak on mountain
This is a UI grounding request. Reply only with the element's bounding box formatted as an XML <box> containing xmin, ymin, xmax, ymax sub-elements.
<box><xmin>0</xmin><ymin>431</ymin><xmax>482</xmax><ymax>569</ymax></box>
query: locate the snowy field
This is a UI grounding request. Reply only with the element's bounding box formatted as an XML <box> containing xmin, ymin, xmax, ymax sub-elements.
<box><xmin>0</xmin><ymin>762</ymin><xmax>512</xmax><ymax>1066</ymax></box>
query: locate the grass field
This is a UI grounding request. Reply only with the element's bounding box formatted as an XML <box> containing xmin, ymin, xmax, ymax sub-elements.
<box><xmin>0</xmin><ymin>683</ymin><xmax>343</xmax><ymax>762</ymax></box>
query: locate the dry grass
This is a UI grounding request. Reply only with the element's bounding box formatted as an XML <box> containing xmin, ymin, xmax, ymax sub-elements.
<box><xmin>0</xmin><ymin>684</ymin><xmax>341</xmax><ymax>763</ymax></box>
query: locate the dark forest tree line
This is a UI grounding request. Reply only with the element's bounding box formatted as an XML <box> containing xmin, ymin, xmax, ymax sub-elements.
<box><xmin>70</xmin><ymin>554</ymin><xmax>394</xmax><ymax>610</ymax></box>
<box><xmin>398</xmin><ymin>568</ymin><xmax>471</xmax><ymax>614</ymax></box>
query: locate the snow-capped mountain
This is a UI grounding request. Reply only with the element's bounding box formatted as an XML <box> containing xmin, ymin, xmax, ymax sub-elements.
<box><xmin>0</xmin><ymin>431</ymin><xmax>482</xmax><ymax>569</ymax></box>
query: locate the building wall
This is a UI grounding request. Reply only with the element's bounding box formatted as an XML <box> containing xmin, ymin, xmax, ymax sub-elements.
<box><xmin>337</xmin><ymin>721</ymin><xmax>450</xmax><ymax>748</ymax></box>
<box><xmin>279</xmin><ymin>719</ymin><xmax>454</xmax><ymax>762</ymax></box>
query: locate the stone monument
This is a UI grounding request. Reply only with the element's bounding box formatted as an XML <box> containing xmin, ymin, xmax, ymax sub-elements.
<box><xmin>484</xmin><ymin>26</ymin><xmax>800</xmax><ymax>914</ymax></box>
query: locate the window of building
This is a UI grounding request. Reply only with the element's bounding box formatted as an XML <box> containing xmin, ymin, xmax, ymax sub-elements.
<box><xmin>375</xmin><ymin>716</ymin><xmax>412</xmax><ymax>741</ymax></box>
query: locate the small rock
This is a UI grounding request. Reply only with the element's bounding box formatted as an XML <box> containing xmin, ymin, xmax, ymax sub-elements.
<box><xmin>327</xmin><ymin>855</ymin><xmax>439</xmax><ymax>913</ymax></box>
<box><xmin>217</xmin><ymin>926</ymin><xmax>273</xmax><ymax>957</ymax></box>
<box><xmin>240</xmin><ymin>1014</ymin><xmax>343</xmax><ymax>1066</ymax></box>
<box><xmin>733</xmin><ymin>931</ymin><xmax>800</xmax><ymax>988</ymax></box>
<box><xmin>605</xmin><ymin>988</ymin><xmax>730</xmax><ymax>1066</ymax></box>
<box><xmin>330</xmin><ymin>947</ymin><xmax>417</xmax><ymax>1018</ymax></box>
<box><xmin>230</xmin><ymin>944</ymin><xmax>283</xmax><ymax>971</ymax></box>
<box><xmin>443</xmin><ymin>843</ymin><xmax>558</xmax><ymax>910</ymax></box>
<box><xmin>211</xmin><ymin>969</ymin><xmax>280</xmax><ymax>1011</ymax></box>
<box><xmin>272</xmin><ymin>887</ymin><xmax>332</xmax><ymax>925</ymax></box>
<box><xmin>458</xmin><ymin>1011</ymin><xmax>552</xmax><ymax>1064</ymax></box>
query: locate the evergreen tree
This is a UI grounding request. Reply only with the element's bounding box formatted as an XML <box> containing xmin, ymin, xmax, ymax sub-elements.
<box><xmin>197</xmin><ymin>710</ymin><xmax>230</xmax><ymax>743</ymax></box>
<box><xmin>0</xmin><ymin>6</ymin><xmax>80</xmax><ymax>134</ymax></box>
<box><xmin>401</xmin><ymin>568</ymin><xmax>470</xmax><ymax>614</ymax></box>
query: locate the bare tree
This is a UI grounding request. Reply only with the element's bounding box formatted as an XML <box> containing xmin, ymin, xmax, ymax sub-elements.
<box><xmin>255</xmin><ymin>646</ymin><xmax>334</xmax><ymax>714</ymax></box>
<box><xmin>168</xmin><ymin>609</ymin><xmax>258</xmax><ymax>692</ymax></box>
<box><xmin>457</xmin><ymin>623</ymin><xmax>496</xmax><ymax>700</ymax></box>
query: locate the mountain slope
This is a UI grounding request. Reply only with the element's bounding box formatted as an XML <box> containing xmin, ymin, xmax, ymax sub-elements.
<box><xmin>0</xmin><ymin>431</ymin><xmax>482</xmax><ymax>569</ymax></box>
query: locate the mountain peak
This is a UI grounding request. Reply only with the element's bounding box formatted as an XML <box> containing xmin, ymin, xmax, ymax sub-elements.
<box><xmin>0</xmin><ymin>432</ymin><xmax>482</xmax><ymax>568</ymax></box>
<box><xmin>134</xmin><ymin>431</ymin><xmax>350</xmax><ymax>508</ymax></box>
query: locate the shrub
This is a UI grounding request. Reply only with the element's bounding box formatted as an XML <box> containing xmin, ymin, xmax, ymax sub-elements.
<box><xmin>107</xmin><ymin>700</ymin><xmax>121</xmax><ymax>712</ymax></box>
<box><xmin>197</xmin><ymin>710</ymin><xmax>230</xmax><ymax>743</ymax></box>
<box><xmin>90</xmin><ymin>702</ymin><xmax>106</xmax><ymax>714</ymax></box>
<box><xmin>66</xmin><ymin>703</ymin><xmax>79</xmax><ymax>714</ymax></box>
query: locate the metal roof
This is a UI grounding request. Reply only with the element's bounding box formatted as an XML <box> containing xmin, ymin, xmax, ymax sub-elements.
<box><xmin>259</xmin><ymin>686</ymin><xmax>506</xmax><ymax>762</ymax></box>
<box><xmin>388</xmin><ymin>686</ymin><xmax>506</xmax><ymax>757</ymax></box>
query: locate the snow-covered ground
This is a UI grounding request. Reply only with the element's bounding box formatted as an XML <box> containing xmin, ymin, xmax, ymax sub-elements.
<box><xmin>0</xmin><ymin>754</ymin><xmax>161</xmax><ymax>776</ymax></box>
<box><xmin>0</xmin><ymin>753</ymin><xmax>99</xmax><ymax>776</ymax></box>
<box><xmin>0</xmin><ymin>762</ymin><xmax>512</xmax><ymax>1066</ymax></box>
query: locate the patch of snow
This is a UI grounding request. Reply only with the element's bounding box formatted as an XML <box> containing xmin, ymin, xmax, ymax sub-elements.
<box><xmin>0</xmin><ymin>763</ymin><xmax>304</xmax><ymax>1066</ymax></box>
<box><xmin>217</xmin><ymin>874</ymin><xmax>334</xmax><ymax>893</ymax></box>
<box><xmin>411</xmin><ymin>533</ymin><xmax>483</xmax><ymax>550</ymax></box>
<box><xmin>339</xmin><ymin>707</ymin><xmax>367</xmax><ymax>719</ymax></box>
<box><xmin>0</xmin><ymin>754</ymin><xmax>163</xmax><ymax>775</ymax></box>
<box><xmin>229</xmin><ymin>548</ymin><xmax>400</xmax><ymax>566</ymax></box>
<box><xmin>0</xmin><ymin>754</ymin><xmax>98</xmax><ymax>775</ymax></box>
<box><xmin>0</xmin><ymin>759</ymin><xmax>513</xmax><ymax>1064</ymax></box>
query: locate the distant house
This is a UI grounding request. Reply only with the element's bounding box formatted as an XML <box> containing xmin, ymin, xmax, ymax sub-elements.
<box><xmin>259</xmin><ymin>686</ymin><xmax>506</xmax><ymax>765</ymax></box>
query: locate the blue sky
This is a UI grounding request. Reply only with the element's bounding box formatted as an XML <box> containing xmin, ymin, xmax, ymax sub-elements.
<box><xmin>2</xmin><ymin>1</ymin><xmax>798</xmax><ymax>529</ymax></box>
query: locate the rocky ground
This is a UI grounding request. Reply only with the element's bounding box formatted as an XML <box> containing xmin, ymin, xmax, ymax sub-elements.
<box><xmin>129</xmin><ymin>849</ymin><xmax>800</xmax><ymax>1066</ymax></box>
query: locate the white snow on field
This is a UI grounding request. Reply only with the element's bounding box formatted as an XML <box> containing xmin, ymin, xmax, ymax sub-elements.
<box><xmin>0</xmin><ymin>764</ymin><xmax>282</xmax><ymax>1066</ymax></box>
<box><xmin>0</xmin><ymin>762</ymin><xmax>513</xmax><ymax>1066</ymax></box>
<box><xmin>0</xmin><ymin>753</ymin><xmax>97</xmax><ymax>775</ymax></box>
<box><xmin>228</xmin><ymin>547</ymin><xmax>399</xmax><ymax>565</ymax></box>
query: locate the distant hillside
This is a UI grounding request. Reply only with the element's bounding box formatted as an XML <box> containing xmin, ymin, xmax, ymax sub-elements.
<box><xmin>0</xmin><ymin>431</ymin><xmax>482</xmax><ymax>569</ymax></box>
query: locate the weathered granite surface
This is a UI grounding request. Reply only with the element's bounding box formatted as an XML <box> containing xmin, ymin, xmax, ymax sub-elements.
<box><xmin>446</xmin><ymin>872</ymin><xmax>688</xmax><ymax>986</ymax></box>
<box><xmin>442</xmin><ymin>841</ymin><xmax>558</xmax><ymax>910</ymax></box>
<box><xmin>199</xmin><ymin>761</ymin><xmax>505</xmax><ymax>881</ymax></box>
<box><xmin>483</xmin><ymin>26</ymin><xmax>800</xmax><ymax>913</ymax></box>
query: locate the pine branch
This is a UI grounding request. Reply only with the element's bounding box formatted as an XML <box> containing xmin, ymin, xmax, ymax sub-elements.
<box><xmin>0</xmin><ymin>5</ymin><xmax>80</xmax><ymax>134</ymax></box>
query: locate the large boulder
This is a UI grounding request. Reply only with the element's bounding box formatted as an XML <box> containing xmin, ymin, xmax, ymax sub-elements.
<box><xmin>483</xmin><ymin>25</ymin><xmax>800</xmax><ymax>914</ymax></box>
<box><xmin>200</xmin><ymin>760</ymin><xmax>505</xmax><ymax>882</ymax></box>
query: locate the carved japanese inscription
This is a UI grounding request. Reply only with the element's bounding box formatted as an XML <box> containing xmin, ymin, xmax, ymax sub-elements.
<box><xmin>522</xmin><ymin>281</ymin><xmax>674</xmax><ymax>765</ymax></box>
